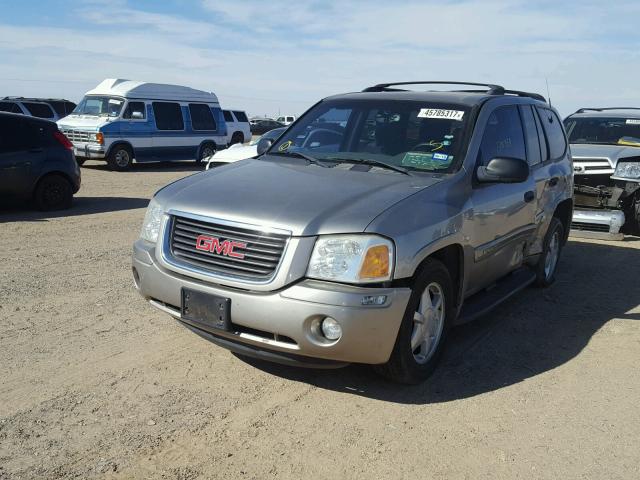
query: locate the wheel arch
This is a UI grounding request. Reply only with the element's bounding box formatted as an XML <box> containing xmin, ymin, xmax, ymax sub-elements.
<box><xmin>106</xmin><ymin>140</ymin><xmax>135</xmax><ymax>158</ymax></box>
<box><xmin>553</xmin><ymin>198</ymin><xmax>573</xmax><ymax>245</ymax></box>
<box><xmin>198</xmin><ymin>140</ymin><xmax>218</xmax><ymax>158</ymax></box>
<box><xmin>33</xmin><ymin>170</ymin><xmax>75</xmax><ymax>198</ymax></box>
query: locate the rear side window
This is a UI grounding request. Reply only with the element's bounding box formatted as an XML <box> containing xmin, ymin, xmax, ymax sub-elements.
<box><xmin>123</xmin><ymin>101</ymin><xmax>146</xmax><ymax>119</ymax></box>
<box><xmin>0</xmin><ymin>117</ymin><xmax>48</xmax><ymax>153</ymax></box>
<box><xmin>0</xmin><ymin>101</ymin><xmax>22</xmax><ymax>114</ymax></box>
<box><xmin>232</xmin><ymin>111</ymin><xmax>248</xmax><ymax>122</ymax></box>
<box><xmin>223</xmin><ymin>110</ymin><xmax>233</xmax><ymax>122</ymax></box>
<box><xmin>520</xmin><ymin>106</ymin><xmax>542</xmax><ymax>166</ymax></box>
<box><xmin>49</xmin><ymin>101</ymin><xmax>66</xmax><ymax>116</ymax></box>
<box><xmin>23</xmin><ymin>102</ymin><xmax>54</xmax><ymax>119</ymax></box>
<box><xmin>535</xmin><ymin>107</ymin><xmax>567</xmax><ymax>160</ymax></box>
<box><xmin>189</xmin><ymin>104</ymin><xmax>216</xmax><ymax>131</ymax></box>
<box><xmin>153</xmin><ymin>102</ymin><xmax>184</xmax><ymax>130</ymax></box>
<box><xmin>478</xmin><ymin>105</ymin><xmax>526</xmax><ymax>165</ymax></box>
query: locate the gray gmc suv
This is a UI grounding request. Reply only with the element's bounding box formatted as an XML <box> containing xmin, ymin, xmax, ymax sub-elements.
<box><xmin>132</xmin><ymin>81</ymin><xmax>573</xmax><ymax>384</ymax></box>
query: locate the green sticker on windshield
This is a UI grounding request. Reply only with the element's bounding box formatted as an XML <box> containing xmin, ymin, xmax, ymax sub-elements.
<box><xmin>278</xmin><ymin>140</ymin><xmax>292</xmax><ymax>152</ymax></box>
<box><xmin>401</xmin><ymin>152</ymin><xmax>450</xmax><ymax>169</ymax></box>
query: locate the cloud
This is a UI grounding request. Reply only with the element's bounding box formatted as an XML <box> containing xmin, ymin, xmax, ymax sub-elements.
<box><xmin>0</xmin><ymin>0</ymin><xmax>639</xmax><ymax>116</ymax></box>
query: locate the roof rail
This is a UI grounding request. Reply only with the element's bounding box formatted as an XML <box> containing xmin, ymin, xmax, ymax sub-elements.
<box><xmin>362</xmin><ymin>81</ymin><xmax>546</xmax><ymax>102</ymax></box>
<box><xmin>363</xmin><ymin>81</ymin><xmax>506</xmax><ymax>95</ymax></box>
<box><xmin>1</xmin><ymin>96</ymin><xmax>73</xmax><ymax>102</ymax></box>
<box><xmin>574</xmin><ymin>107</ymin><xmax>640</xmax><ymax>114</ymax></box>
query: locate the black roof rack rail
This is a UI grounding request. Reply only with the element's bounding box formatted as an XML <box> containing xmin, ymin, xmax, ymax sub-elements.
<box><xmin>574</xmin><ymin>107</ymin><xmax>640</xmax><ymax>114</ymax></box>
<box><xmin>363</xmin><ymin>81</ymin><xmax>505</xmax><ymax>95</ymax></box>
<box><xmin>362</xmin><ymin>81</ymin><xmax>546</xmax><ymax>102</ymax></box>
<box><xmin>1</xmin><ymin>96</ymin><xmax>73</xmax><ymax>102</ymax></box>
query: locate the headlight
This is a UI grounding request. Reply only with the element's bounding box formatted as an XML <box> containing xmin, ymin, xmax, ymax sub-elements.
<box><xmin>140</xmin><ymin>198</ymin><xmax>164</xmax><ymax>243</ymax></box>
<box><xmin>307</xmin><ymin>234</ymin><xmax>394</xmax><ymax>283</ymax></box>
<box><xmin>614</xmin><ymin>161</ymin><xmax>640</xmax><ymax>180</ymax></box>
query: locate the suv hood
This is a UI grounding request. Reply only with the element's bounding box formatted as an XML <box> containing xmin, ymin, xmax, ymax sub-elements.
<box><xmin>157</xmin><ymin>159</ymin><xmax>442</xmax><ymax>236</ymax></box>
<box><xmin>571</xmin><ymin>143</ymin><xmax>640</xmax><ymax>166</ymax></box>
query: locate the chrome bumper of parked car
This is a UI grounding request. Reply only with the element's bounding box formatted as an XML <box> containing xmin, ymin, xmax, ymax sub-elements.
<box><xmin>570</xmin><ymin>209</ymin><xmax>625</xmax><ymax>240</ymax></box>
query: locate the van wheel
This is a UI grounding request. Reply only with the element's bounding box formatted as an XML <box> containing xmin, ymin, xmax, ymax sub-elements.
<box><xmin>230</xmin><ymin>132</ymin><xmax>244</xmax><ymax>145</ymax></box>
<box><xmin>197</xmin><ymin>143</ymin><xmax>216</xmax><ymax>164</ymax></box>
<box><xmin>34</xmin><ymin>174</ymin><xmax>73</xmax><ymax>211</ymax></box>
<box><xmin>375</xmin><ymin>258</ymin><xmax>454</xmax><ymax>384</ymax></box>
<box><xmin>107</xmin><ymin>145</ymin><xmax>133</xmax><ymax>171</ymax></box>
<box><xmin>534</xmin><ymin>217</ymin><xmax>564</xmax><ymax>287</ymax></box>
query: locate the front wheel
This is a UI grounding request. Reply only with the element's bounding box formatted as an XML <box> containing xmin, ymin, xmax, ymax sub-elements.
<box><xmin>107</xmin><ymin>145</ymin><xmax>133</xmax><ymax>171</ymax></box>
<box><xmin>375</xmin><ymin>258</ymin><xmax>454</xmax><ymax>384</ymax></box>
<box><xmin>534</xmin><ymin>217</ymin><xmax>564</xmax><ymax>287</ymax></box>
<box><xmin>197</xmin><ymin>143</ymin><xmax>216</xmax><ymax>164</ymax></box>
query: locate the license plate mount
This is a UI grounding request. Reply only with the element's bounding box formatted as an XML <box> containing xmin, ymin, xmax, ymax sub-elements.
<box><xmin>181</xmin><ymin>288</ymin><xmax>231</xmax><ymax>332</ymax></box>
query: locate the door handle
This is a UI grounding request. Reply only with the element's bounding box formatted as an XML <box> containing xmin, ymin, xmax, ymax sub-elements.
<box><xmin>548</xmin><ymin>177</ymin><xmax>559</xmax><ymax>187</ymax></box>
<box><xmin>524</xmin><ymin>191</ymin><xmax>535</xmax><ymax>203</ymax></box>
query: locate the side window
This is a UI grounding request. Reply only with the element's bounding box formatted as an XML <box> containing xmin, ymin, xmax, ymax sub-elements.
<box><xmin>535</xmin><ymin>107</ymin><xmax>567</xmax><ymax>160</ymax></box>
<box><xmin>189</xmin><ymin>103</ymin><xmax>216</xmax><ymax>131</ymax></box>
<box><xmin>0</xmin><ymin>118</ymin><xmax>45</xmax><ymax>153</ymax></box>
<box><xmin>23</xmin><ymin>102</ymin><xmax>54</xmax><ymax>119</ymax></box>
<box><xmin>478</xmin><ymin>105</ymin><xmax>526</xmax><ymax>165</ymax></box>
<box><xmin>233</xmin><ymin>111</ymin><xmax>248</xmax><ymax>122</ymax></box>
<box><xmin>223</xmin><ymin>110</ymin><xmax>233</xmax><ymax>122</ymax></box>
<box><xmin>520</xmin><ymin>106</ymin><xmax>542</xmax><ymax>166</ymax></box>
<box><xmin>0</xmin><ymin>102</ymin><xmax>22</xmax><ymax>114</ymax></box>
<box><xmin>49</xmin><ymin>101</ymin><xmax>67</xmax><ymax>116</ymax></box>
<box><xmin>123</xmin><ymin>101</ymin><xmax>146</xmax><ymax>119</ymax></box>
<box><xmin>153</xmin><ymin>102</ymin><xmax>184</xmax><ymax>130</ymax></box>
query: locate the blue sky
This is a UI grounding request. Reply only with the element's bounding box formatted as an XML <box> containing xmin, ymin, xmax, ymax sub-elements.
<box><xmin>1</xmin><ymin>0</ymin><xmax>639</xmax><ymax>117</ymax></box>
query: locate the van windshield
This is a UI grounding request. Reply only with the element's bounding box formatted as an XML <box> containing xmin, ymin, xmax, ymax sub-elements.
<box><xmin>269</xmin><ymin>99</ymin><xmax>471</xmax><ymax>172</ymax></box>
<box><xmin>72</xmin><ymin>96</ymin><xmax>125</xmax><ymax>117</ymax></box>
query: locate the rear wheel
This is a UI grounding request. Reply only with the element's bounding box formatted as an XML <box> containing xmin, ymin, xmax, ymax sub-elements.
<box><xmin>107</xmin><ymin>144</ymin><xmax>133</xmax><ymax>171</ymax></box>
<box><xmin>534</xmin><ymin>217</ymin><xmax>564</xmax><ymax>287</ymax></box>
<box><xmin>230</xmin><ymin>132</ymin><xmax>244</xmax><ymax>145</ymax></box>
<box><xmin>375</xmin><ymin>258</ymin><xmax>454</xmax><ymax>384</ymax></box>
<box><xmin>34</xmin><ymin>174</ymin><xmax>73</xmax><ymax>211</ymax></box>
<box><xmin>197</xmin><ymin>143</ymin><xmax>216</xmax><ymax>164</ymax></box>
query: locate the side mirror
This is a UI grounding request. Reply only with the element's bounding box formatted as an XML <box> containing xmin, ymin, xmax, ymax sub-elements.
<box><xmin>131</xmin><ymin>111</ymin><xmax>144</xmax><ymax>120</ymax></box>
<box><xmin>477</xmin><ymin>157</ymin><xmax>529</xmax><ymax>183</ymax></box>
<box><xmin>256</xmin><ymin>137</ymin><xmax>274</xmax><ymax>155</ymax></box>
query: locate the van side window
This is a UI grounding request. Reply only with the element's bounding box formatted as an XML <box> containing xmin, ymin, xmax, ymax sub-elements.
<box><xmin>478</xmin><ymin>105</ymin><xmax>526</xmax><ymax>166</ymax></box>
<box><xmin>123</xmin><ymin>101</ymin><xmax>146</xmax><ymax>119</ymax></box>
<box><xmin>520</xmin><ymin>106</ymin><xmax>542</xmax><ymax>166</ymax></box>
<box><xmin>153</xmin><ymin>102</ymin><xmax>184</xmax><ymax>130</ymax></box>
<box><xmin>535</xmin><ymin>107</ymin><xmax>567</xmax><ymax>160</ymax></box>
<box><xmin>189</xmin><ymin>104</ymin><xmax>216</xmax><ymax>131</ymax></box>
<box><xmin>233</xmin><ymin>111</ymin><xmax>248</xmax><ymax>122</ymax></box>
<box><xmin>223</xmin><ymin>110</ymin><xmax>233</xmax><ymax>122</ymax></box>
<box><xmin>23</xmin><ymin>102</ymin><xmax>54</xmax><ymax>119</ymax></box>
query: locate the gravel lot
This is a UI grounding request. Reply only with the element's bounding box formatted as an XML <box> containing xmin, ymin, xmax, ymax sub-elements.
<box><xmin>1</xmin><ymin>161</ymin><xmax>639</xmax><ymax>479</ymax></box>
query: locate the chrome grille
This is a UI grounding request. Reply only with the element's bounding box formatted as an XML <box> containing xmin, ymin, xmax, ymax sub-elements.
<box><xmin>169</xmin><ymin>215</ymin><xmax>289</xmax><ymax>280</ymax></box>
<box><xmin>571</xmin><ymin>221</ymin><xmax>610</xmax><ymax>233</ymax></box>
<box><xmin>60</xmin><ymin>128</ymin><xmax>94</xmax><ymax>143</ymax></box>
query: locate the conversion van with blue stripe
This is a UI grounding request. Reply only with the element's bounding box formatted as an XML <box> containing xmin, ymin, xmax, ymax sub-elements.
<box><xmin>57</xmin><ymin>79</ymin><xmax>227</xmax><ymax>171</ymax></box>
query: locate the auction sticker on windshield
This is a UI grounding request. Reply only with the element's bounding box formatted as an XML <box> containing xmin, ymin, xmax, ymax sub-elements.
<box><xmin>417</xmin><ymin>109</ymin><xmax>464</xmax><ymax>121</ymax></box>
<box><xmin>626</xmin><ymin>119</ymin><xmax>640</xmax><ymax>125</ymax></box>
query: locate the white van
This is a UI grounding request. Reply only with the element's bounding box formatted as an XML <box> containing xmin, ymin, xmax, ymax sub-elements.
<box><xmin>276</xmin><ymin>115</ymin><xmax>296</xmax><ymax>125</ymax></box>
<box><xmin>57</xmin><ymin>79</ymin><xmax>227</xmax><ymax>170</ymax></box>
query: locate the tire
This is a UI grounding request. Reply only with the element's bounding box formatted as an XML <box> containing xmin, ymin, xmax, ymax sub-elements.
<box><xmin>107</xmin><ymin>144</ymin><xmax>133</xmax><ymax>171</ymax></box>
<box><xmin>230</xmin><ymin>132</ymin><xmax>244</xmax><ymax>145</ymax></box>
<box><xmin>534</xmin><ymin>217</ymin><xmax>564</xmax><ymax>287</ymax></box>
<box><xmin>197</xmin><ymin>142</ymin><xmax>216</xmax><ymax>164</ymax></box>
<box><xmin>375</xmin><ymin>258</ymin><xmax>455</xmax><ymax>384</ymax></box>
<box><xmin>34</xmin><ymin>174</ymin><xmax>73</xmax><ymax>211</ymax></box>
<box><xmin>76</xmin><ymin>158</ymin><xmax>86</xmax><ymax>166</ymax></box>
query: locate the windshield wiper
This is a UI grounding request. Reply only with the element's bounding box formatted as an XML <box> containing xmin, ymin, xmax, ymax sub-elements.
<box><xmin>328</xmin><ymin>157</ymin><xmax>411</xmax><ymax>176</ymax></box>
<box><xmin>269</xmin><ymin>151</ymin><xmax>331</xmax><ymax>168</ymax></box>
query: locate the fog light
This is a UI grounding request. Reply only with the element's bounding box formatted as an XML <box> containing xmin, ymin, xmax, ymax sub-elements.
<box><xmin>321</xmin><ymin>317</ymin><xmax>342</xmax><ymax>341</ymax></box>
<box><xmin>361</xmin><ymin>295</ymin><xmax>387</xmax><ymax>306</ymax></box>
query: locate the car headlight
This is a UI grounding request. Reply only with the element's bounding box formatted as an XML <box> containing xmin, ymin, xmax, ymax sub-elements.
<box><xmin>140</xmin><ymin>198</ymin><xmax>164</xmax><ymax>243</ymax></box>
<box><xmin>307</xmin><ymin>234</ymin><xmax>394</xmax><ymax>283</ymax></box>
<box><xmin>614</xmin><ymin>161</ymin><xmax>640</xmax><ymax>180</ymax></box>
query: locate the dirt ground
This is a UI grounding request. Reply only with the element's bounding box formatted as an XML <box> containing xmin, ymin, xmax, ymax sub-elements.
<box><xmin>1</xmin><ymin>162</ymin><xmax>639</xmax><ymax>480</ymax></box>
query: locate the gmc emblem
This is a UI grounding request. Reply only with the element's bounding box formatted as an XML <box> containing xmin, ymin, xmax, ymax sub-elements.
<box><xmin>195</xmin><ymin>235</ymin><xmax>247</xmax><ymax>259</ymax></box>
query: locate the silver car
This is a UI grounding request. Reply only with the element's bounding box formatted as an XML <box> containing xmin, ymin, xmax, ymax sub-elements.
<box><xmin>132</xmin><ymin>81</ymin><xmax>573</xmax><ymax>384</ymax></box>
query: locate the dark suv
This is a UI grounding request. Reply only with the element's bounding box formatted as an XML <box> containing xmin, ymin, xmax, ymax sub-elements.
<box><xmin>133</xmin><ymin>81</ymin><xmax>573</xmax><ymax>384</ymax></box>
<box><xmin>0</xmin><ymin>112</ymin><xmax>81</xmax><ymax>211</ymax></box>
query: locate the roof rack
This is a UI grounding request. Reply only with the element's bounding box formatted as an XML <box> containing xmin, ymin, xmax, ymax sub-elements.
<box><xmin>1</xmin><ymin>96</ymin><xmax>73</xmax><ymax>102</ymax></box>
<box><xmin>574</xmin><ymin>107</ymin><xmax>640</xmax><ymax>114</ymax></box>
<box><xmin>362</xmin><ymin>81</ymin><xmax>546</xmax><ymax>102</ymax></box>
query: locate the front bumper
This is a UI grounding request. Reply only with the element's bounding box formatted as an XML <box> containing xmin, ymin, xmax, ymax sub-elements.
<box><xmin>72</xmin><ymin>142</ymin><xmax>105</xmax><ymax>159</ymax></box>
<box><xmin>132</xmin><ymin>239</ymin><xmax>411</xmax><ymax>365</ymax></box>
<box><xmin>570</xmin><ymin>209</ymin><xmax>625</xmax><ymax>240</ymax></box>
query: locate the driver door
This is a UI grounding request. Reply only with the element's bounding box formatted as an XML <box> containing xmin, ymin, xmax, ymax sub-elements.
<box><xmin>466</xmin><ymin>105</ymin><xmax>537</xmax><ymax>295</ymax></box>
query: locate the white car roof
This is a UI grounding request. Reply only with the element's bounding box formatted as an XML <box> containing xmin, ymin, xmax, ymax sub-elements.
<box><xmin>86</xmin><ymin>78</ymin><xmax>219</xmax><ymax>104</ymax></box>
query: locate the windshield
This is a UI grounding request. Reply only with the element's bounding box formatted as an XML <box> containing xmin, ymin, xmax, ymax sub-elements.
<box><xmin>269</xmin><ymin>100</ymin><xmax>471</xmax><ymax>172</ymax></box>
<box><xmin>72</xmin><ymin>96</ymin><xmax>125</xmax><ymax>117</ymax></box>
<box><xmin>565</xmin><ymin>117</ymin><xmax>640</xmax><ymax>147</ymax></box>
